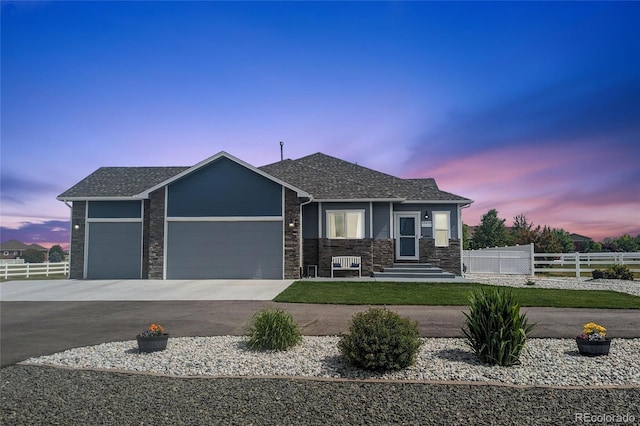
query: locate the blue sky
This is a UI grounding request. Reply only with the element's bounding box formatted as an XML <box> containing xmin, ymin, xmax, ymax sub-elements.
<box><xmin>2</xmin><ymin>1</ymin><xmax>639</xmax><ymax>248</ymax></box>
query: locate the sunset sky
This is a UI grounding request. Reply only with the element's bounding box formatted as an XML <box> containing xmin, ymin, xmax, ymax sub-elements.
<box><xmin>2</xmin><ymin>1</ymin><xmax>639</xmax><ymax>249</ymax></box>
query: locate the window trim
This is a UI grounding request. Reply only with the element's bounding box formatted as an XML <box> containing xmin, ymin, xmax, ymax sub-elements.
<box><xmin>433</xmin><ymin>211</ymin><xmax>451</xmax><ymax>247</ymax></box>
<box><xmin>326</xmin><ymin>209</ymin><xmax>366</xmax><ymax>239</ymax></box>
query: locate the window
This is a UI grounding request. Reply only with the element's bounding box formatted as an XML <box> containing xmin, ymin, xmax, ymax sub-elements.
<box><xmin>327</xmin><ymin>210</ymin><xmax>365</xmax><ymax>239</ymax></box>
<box><xmin>433</xmin><ymin>211</ymin><xmax>450</xmax><ymax>247</ymax></box>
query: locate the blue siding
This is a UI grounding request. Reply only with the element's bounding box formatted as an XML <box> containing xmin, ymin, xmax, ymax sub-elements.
<box><xmin>88</xmin><ymin>201</ymin><xmax>142</xmax><ymax>218</ymax></box>
<box><xmin>167</xmin><ymin>157</ymin><xmax>282</xmax><ymax>217</ymax></box>
<box><xmin>302</xmin><ymin>203</ymin><xmax>319</xmax><ymax>238</ymax></box>
<box><xmin>372</xmin><ymin>203</ymin><xmax>390</xmax><ymax>239</ymax></box>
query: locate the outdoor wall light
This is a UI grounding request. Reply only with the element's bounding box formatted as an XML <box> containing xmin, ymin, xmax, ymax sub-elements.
<box><xmin>424</xmin><ymin>211</ymin><xmax>429</xmax><ymax>220</ymax></box>
<box><xmin>74</xmin><ymin>223</ymin><xmax>80</xmax><ymax>230</ymax></box>
<box><xmin>288</xmin><ymin>220</ymin><xmax>295</xmax><ymax>228</ymax></box>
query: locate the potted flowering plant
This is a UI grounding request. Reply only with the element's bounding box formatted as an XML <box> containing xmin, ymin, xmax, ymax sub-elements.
<box><xmin>136</xmin><ymin>323</ymin><xmax>169</xmax><ymax>353</ymax></box>
<box><xmin>576</xmin><ymin>322</ymin><xmax>611</xmax><ymax>356</ymax></box>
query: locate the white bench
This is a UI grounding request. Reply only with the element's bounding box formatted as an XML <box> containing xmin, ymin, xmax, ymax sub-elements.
<box><xmin>331</xmin><ymin>256</ymin><xmax>361</xmax><ymax>278</ymax></box>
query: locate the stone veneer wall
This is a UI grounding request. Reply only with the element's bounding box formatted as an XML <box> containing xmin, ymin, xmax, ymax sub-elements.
<box><xmin>311</xmin><ymin>238</ymin><xmax>394</xmax><ymax>277</ymax></box>
<box><xmin>302</xmin><ymin>239</ymin><xmax>319</xmax><ymax>276</ymax></box>
<box><xmin>69</xmin><ymin>201</ymin><xmax>86</xmax><ymax>279</ymax></box>
<box><xmin>146</xmin><ymin>189</ymin><xmax>166</xmax><ymax>279</ymax></box>
<box><xmin>284</xmin><ymin>188</ymin><xmax>301</xmax><ymax>279</ymax></box>
<box><xmin>419</xmin><ymin>239</ymin><xmax>462</xmax><ymax>274</ymax></box>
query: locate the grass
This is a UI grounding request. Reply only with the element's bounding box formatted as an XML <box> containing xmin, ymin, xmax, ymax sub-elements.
<box><xmin>273</xmin><ymin>281</ymin><xmax>640</xmax><ymax>309</ymax></box>
<box><xmin>0</xmin><ymin>274</ymin><xmax>68</xmax><ymax>282</ymax></box>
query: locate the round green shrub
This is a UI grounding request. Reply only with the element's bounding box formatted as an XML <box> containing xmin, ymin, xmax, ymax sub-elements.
<box><xmin>246</xmin><ymin>308</ymin><xmax>302</xmax><ymax>351</ymax></box>
<box><xmin>339</xmin><ymin>307</ymin><xmax>421</xmax><ymax>371</ymax></box>
<box><xmin>462</xmin><ymin>288</ymin><xmax>535</xmax><ymax>366</ymax></box>
<box><xmin>604</xmin><ymin>264</ymin><xmax>634</xmax><ymax>280</ymax></box>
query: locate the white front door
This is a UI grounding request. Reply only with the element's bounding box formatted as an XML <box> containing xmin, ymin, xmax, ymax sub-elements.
<box><xmin>394</xmin><ymin>212</ymin><xmax>420</xmax><ymax>260</ymax></box>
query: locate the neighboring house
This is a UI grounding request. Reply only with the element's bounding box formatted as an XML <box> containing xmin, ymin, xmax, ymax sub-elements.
<box><xmin>570</xmin><ymin>233</ymin><xmax>593</xmax><ymax>252</ymax></box>
<box><xmin>0</xmin><ymin>239</ymin><xmax>48</xmax><ymax>260</ymax></box>
<box><xmin>57</xmin><ymin>152</ymin><xmax>472</xmax><ymax>280</ymax></box>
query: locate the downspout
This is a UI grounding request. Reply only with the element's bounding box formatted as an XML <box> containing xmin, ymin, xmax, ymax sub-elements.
<box><xmin>299</xmin><ymin>195</ymin><xmax>314</xmax><ymax>277</ymax></box>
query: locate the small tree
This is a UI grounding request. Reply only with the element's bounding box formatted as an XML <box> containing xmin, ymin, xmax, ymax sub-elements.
<box><xmin>22</xmin><ymin>249</ymin><xmax>45</xmax><ymax>263</ymax></box>
<box><xmin>48</xmin><ymin>245</ymin><xmax>65</xmax><ymax>262</ymax></box>
<box><xmin>471</xmin><ymin>209</ymin><xmax>510</xmax><ymax>249</ymax></box>
<box><xmin>534</xmin><ymin>226</ymin><xmax>562</xmax><ymax>253</ymax></box>
<box><xmin>510</xmin><ymin>213</ymin><xmax>537</xmax><ymax>246</ymax></box>
<box><xmin>552</xmin><ymin>229</ymin><xmax>575</xmax><ymax>253</ymax></box>
<box><xmin>614</xmin><ymin>234</ymin><xmax>638</xmax><ymax>252</ymax></box>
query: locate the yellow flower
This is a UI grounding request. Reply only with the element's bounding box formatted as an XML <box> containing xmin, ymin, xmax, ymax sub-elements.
<box><xmin>582</xmin><ymin>322</ymin><xmax>606</xmax><ymax>337</ymax></box>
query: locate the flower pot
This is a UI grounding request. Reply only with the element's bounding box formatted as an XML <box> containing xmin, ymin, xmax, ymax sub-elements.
<box><xmin>575</xmin><ymin>338</ymin><xmax>611</xmax><ymax>356</ymax></box>
<box><xmin>136</xmin><ymin>334</ymin><xmax>169</xmax><ymax>353</ymax></box>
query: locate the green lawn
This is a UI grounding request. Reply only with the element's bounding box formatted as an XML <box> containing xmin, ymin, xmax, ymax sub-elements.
<box><xmin>273</xmin><ymin>281</ymin><xmax>640</xmax><ymax>309</ymax></box>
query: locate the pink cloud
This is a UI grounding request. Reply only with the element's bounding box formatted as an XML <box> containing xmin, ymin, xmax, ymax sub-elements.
<box><xmin>406</xmin><ymin>140</ymin><xmax>639</xmax><ymax>241</ymax></box>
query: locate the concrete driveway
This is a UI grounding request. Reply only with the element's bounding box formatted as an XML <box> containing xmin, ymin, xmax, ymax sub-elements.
<box><xmin>0</xmin><ymin>279</ymin><xmax>294</xmax><ymax>301</ymax></box>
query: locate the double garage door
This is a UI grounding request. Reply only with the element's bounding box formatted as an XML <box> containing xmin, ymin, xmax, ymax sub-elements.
<box><xmin>86</xmin><ymin>221</ymin><xmax>283</xmax><ymax>279</ymax></box>
<box><xmin>166</xmin><ymin>221</ymin><xmax>283</xmax><ymax>279</ymax></box>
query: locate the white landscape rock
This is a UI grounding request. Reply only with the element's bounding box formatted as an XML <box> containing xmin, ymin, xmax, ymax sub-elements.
<box><xmin>22</xmin><ymin>336</ymin><xmax>640</xmax><ymax>387</ymax></box>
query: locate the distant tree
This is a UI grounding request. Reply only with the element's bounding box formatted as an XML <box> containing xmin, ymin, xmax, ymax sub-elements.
<box><xmin>552</xmin><ymin>229</ymin><xmax>575</xmax><ymax>253</ymax></box>
<box><xmin>614</xmin><ymin>234</ymin><xmax>638</xmax><ymax>252</ymax></box>
<box><xmin>471</xmin><ymin>209</ymin><xmax>510</xmax><ymax>249</ymax></box>
<box><xmin>534</xmin><ymin>226</ymin><xmax>562</xmax><ymax>253</ymax></box>
<box><xmin>48</xmin><ymin>245</ymin><xmax>65</xmax><ymax>262</ymax></box>
<box><xmin>580</xmin><ymin>239</ymin><xmax>602</xmax><ymax>253</ymax></box>
<box><xmin>601</xmin><ymin>238</ymin><xmax>618</xmax><ymax>252</ymax></box>
<box><xmin>462</xmin><ymin>224</ymin><xmax>471</xmax><ymax>249</ymax></box>
<box><xmin>22</xmin><ymin>249</ymin><xmax>45</xmax><ymax>263</ymax></box>
<box><xmin>510</xmin><ymin>213</ymin><xmax>537</xmax><ymax>246</ymax></box>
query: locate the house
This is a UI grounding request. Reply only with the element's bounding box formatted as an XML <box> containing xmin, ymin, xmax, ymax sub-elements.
<box><xmin>570</xmin><ymin>233</ymin><xmax>593</xmax><ymax>252</ymax></box>
<box><xmin>57</xmin><ymin>152</ymin><xmax>472</xmax><ymax>279</ymax></box>
<box><xmin>0</xmin><ymin>240</ymin><xmax>48</xmax><ymax>261</ymax></box>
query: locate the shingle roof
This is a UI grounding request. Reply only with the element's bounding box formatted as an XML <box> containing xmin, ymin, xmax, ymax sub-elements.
<box><xmin>260</xmin><ymin>153</ymin><xmax>471</xmax><ymax>202</ymax></box>
<box><xmin>58</xmin><ymin>152</ymin><xmax>471</xmax><ymax>203</ymax></box>
<box><xmin>0</xmin><ymin>240</ymin><xmax>47</xmax><ymax>251</ymax></box>
<box><xmin>58</xmin><ymin>167</ymin><xmax>189</xmax><ymax>199</ymax></box>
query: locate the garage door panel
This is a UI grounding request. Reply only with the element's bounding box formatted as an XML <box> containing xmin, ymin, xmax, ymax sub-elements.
<box><xmin>87</xmin><ymin>222</ymin><xmax>142</xmax><ymax>279</ymax></box>
<box><xmin>167</xmin><ymin>221</ymin><xmax>283</xmax><ymax>279</ymax></box>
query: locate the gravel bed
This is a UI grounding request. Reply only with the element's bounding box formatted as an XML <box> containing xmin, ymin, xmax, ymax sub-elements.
<box><xmin>20</xmin><ymin>336</ymin><xmax>640</xmax><ymax>387</ymax></box>
<box><xmin>2</xmin><ymin>365</ymin><xmax>639</xmax><ymax>425</ymax></box>
<box><xmin>464</xmin><ymin>274</ymin><xmax>640</xmax><ymax>296</ymax></box>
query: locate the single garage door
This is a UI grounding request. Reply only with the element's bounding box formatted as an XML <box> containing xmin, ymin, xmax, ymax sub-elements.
<box><xmin>166</xmin><ymin>221</ymin><xmax>283</xmax><ymax>279</ymax></box>
<box><xmin>86</xmin><ymin>222</ymin><xmax>143</xmax><ymax>279</ymax></box>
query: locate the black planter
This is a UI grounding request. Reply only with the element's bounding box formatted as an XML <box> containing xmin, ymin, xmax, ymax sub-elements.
<box><xmin>592</xmin><ymin>270</ymin><xmax>605</xmax><ymax>279</ymax></box>
<box><xmin>136</xmin><ymin>334</ymin><xmax>169</xmax><ymax>353</ymax></box>
<box><xmin>576</xmin><ymin>338</ymin><xmax>611</xmax><ymax>356</ymax></box>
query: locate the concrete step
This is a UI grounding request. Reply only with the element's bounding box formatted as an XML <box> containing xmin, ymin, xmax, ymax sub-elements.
<box><xmin>373</xmin><ymin>271</ymin><xmax>457</xmax><ymax>279</ymax></box>
<box><xmin>392</xmin><ymin>263</ymin><xmax>434</xmax><ymax>268</ymax></box>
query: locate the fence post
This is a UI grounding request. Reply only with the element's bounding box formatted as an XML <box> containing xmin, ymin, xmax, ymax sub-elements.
<box><xmin>530</xmin><ymin>243</ymin><xmax>535</xmax><ymax>277</ymax></box>
<box><xmin>575</xmin><ymin>252</ymin><xmax>580</xmax><ymax>278</ymax></box>
<box><xmin>46</xmin><ymin>262</ymin><xmax>50</xmax><ymax>277</ymax></box>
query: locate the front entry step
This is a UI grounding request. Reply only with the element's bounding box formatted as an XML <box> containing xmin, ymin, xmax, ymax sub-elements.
<box><xmin>373</xmin><ymin>263</ymin><xmax>456</xmax><ymax>279</ymax></box>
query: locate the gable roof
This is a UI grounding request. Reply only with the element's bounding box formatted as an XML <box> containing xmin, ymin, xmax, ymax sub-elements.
<box><xmin>57</xmin><ymin>151</ymin><xmax>471</xmax><ymax>204</ymax></box>
<box><xmin>58</xmin><ymin>152</ymin><xmax>309</xmax><ymax>201</ymax></box>
<box><xmin>260</xmin><ymin>153</ymin><xmax>471</xmax><ymax>203</ymax></box>
<box><xmin>0</xmin><ymin>240</ymin><xmax>47</xmax><ymax>251</ymax></box>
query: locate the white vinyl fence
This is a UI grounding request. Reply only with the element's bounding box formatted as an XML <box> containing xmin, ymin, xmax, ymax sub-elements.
<box><xmin>463</xmin><ymin>245</ymin><xmax>640</xmax><ymax>277</ymax></box>
<box><xmin>534</xmin><ymin>252</ymin><xmax>640</xmax><ymax>278</ymax></box>
<box><xmin>463</xmin><ymin>244</ymin><xmax>534</xmax><ymax>275</ymax></box>
<box><xmin>0</xmin><ymin>262</ymin><xmax>69</xmax><ymax>280</ymax></box>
